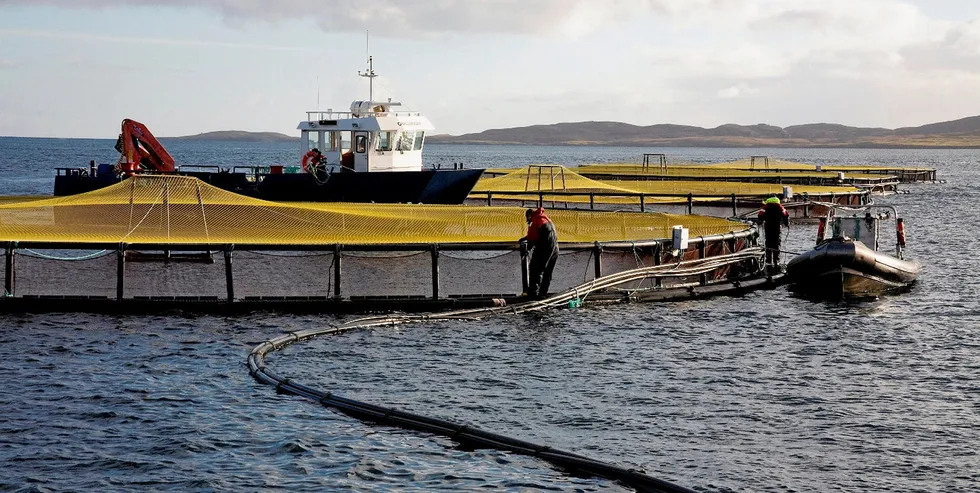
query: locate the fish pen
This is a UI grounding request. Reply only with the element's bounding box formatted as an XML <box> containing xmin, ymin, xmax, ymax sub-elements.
<box><xmin>575</xmin><ymin>156</ymin><xmax>937</xmax><ymax>183</ymax></box>
<box><xmin>0</xmin><ymin>175</ymin><xmax>770</xmax><ymax>313</ymax></box>
<box><xmin>685</xmin><ymin>157</ymin><xmax>938</xmax><ymax>182</ymax></box>
<box><xmin>484</xmin><ymin>158</ymin><xmax>937</xmax><ymax>184</ymax></box>
<box><xmin>573</xmin><ymin>165</ymin><xmax>901</xmax><ymax>191</ymax></box>
<box><xmin>469</xmin><ymin>165</ymin><xmax>870</xmax><ymax>219</ymax></box>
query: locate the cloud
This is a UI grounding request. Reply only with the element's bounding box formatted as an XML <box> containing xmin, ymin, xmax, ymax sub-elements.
<box><xmin>716</xmin><ymin>84</ymin><xmax>759</xmax><ymax>99</ymax></box>
<box><xmin>0</xmin><ymin>58</ymin><xmax>14</xmax><ymax>68</ymax></box>
<box><xmin>0</xmin><ymin>0</ymin><xmax>959</xmax><ymax>46</ymax></box>
<box><xmin>0</xmin><ymin>28</ymin><xmax>311</xmax><ymax>51</ymax></box>
<box><xmin>900</xmin><ymin>18</ymin><xmax>980</xmax><ymax>75</ymax></box>
<box><xmin>4</xmin><ymin>0</ymin><xmax>980</xmax><ymax>134</ymax></box>
<box><xmin>0</xmin><ymin>0</ymin><xmax>648</xmax><ymax>37</ymax></box>
<box><xmin>0</xmin><ymin>0</ymin><xmax>793</xmax><ymax>38</ymax></box>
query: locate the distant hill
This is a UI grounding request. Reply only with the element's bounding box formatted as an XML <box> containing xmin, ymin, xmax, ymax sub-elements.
<box><xmin>169</xmin><ymin>130</ymin><xmax>298</xmax><ymax>142</ymax></box>
<box><xmin>427</xmin><ymin>115</ymin><xmax>980</xmax><ymax>148</ymax></box>
<box><xmin>168</xmin><ymin>114</ymin><xmax>980</xmax><ymax>147</ymax></box>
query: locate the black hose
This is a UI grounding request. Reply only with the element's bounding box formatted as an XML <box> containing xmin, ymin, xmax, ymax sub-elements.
<box><xmin>247</xmin><ymin>252</ymin><xmax>765</xmax><ymax>492</ymax></box>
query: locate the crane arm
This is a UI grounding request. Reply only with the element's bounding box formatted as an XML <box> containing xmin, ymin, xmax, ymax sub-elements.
<box><xmin>118</xmin><ymin>118</ymin><xmax>176</xmax><ymax>174</ymax></box>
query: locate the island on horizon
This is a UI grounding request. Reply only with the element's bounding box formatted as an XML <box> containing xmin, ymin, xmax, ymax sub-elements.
<box><xmin>167</xmin><ymin>130</ymin><xmax>298</xmax><ymax>143</ymax></box>
<box><xmin>168</xmin><ymin>114</ymin><xmax>980</xmax><ymax>148</ymax></box>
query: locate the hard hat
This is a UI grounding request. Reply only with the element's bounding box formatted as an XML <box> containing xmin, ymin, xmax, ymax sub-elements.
<box><xmin>764</xmin><ymin>196</ymin><xmax>780</xmax><ymax>204</ymax></box>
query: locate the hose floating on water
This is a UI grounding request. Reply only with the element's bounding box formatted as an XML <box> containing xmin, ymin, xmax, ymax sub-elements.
<box><xmin>248</xmin><ymin>249</ymin><xmax>764</xmax><ymax>493</ymax></box>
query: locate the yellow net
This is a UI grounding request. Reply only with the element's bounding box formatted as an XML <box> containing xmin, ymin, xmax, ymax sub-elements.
<box><xmin>580</xmin><ymin>158</ymin><xmax>939</xmax><ymax>175</ymax></box>
<box><xmin>471</xmin><ymin>166</ymin><xmax>861</xmax><ymax>204</ymax></box>
<box><xmin>573</xmin><ymin>163</ymin><xmax>891</xmax><ymax>180</ymax></box>
<box><xmin>0</xmin><ymin>196</ymin><xmax>48</xmax><ymax>205</ymax></box>
<box><xmin>472</xmin><ymin>165</ymin><xmax>636</xmax><ymax>194</ymax></box>
<box><xmin>617</xmin><ymin>179</ymin><xmax>861</xmax><ymax>196</ymax></box>
<box><xmin>0</xmin><ymin>175</ymin><xmax>749</xmax><ymax>245</ymax></box>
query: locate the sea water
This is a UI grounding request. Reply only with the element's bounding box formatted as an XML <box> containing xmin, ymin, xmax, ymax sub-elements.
<box><xmin>0</xmin><ymin>138</ymin><xmax>977</xmax><ymax>492</ymax></box>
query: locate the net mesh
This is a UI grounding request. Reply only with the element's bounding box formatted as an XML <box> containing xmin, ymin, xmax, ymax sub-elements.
<box><xmin>575</xmin><ymin>158</ymin><xmax>926</xmax><ymax>176</ymax></box>
<box><xmin>471</xmin><ymin>166</ymin><xmax>861</xmax><ymax>204</ymax></box>
<box><xmin>574</xmin><ymin>162</ymin><xmax>889</xmax><ymax>180</ymax></box>
<box><xmin>473</xmin><ymin>165</ymin><xmax>636</xmax><ymax>194</ymax></box>
<box><xmin>620</xmin><ymin>180</ymin><xmax>860</xmax><ymax>196</ymax></box>
<box><xmin>0</xmin><ymin>175</ymin><xmax>748</xmax><ymax>245</ymax></box>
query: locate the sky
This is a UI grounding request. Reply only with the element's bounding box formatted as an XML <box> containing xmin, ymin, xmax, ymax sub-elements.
<box><xmin>1</xmin><ymin>0</ymin><xmax>979</xmax><ymax>138</ymax></box>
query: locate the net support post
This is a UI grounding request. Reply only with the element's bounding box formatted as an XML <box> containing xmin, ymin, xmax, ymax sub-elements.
<box><xmin>640</xmin><ymin>194</ymin><xmax>645</xmax><ymax>213</ymax></box>
<box><xmin>520</xmin><ymin>241</ymin><xmax>529</xmax><ymax>295</ymax></box>
<box><xmin>593</xmin><ymin>242</ymin><xmax>602</xmax><ymax>280</ymax></box>
<box><xmin>224</xmin><ymin>245</ymin><xmax>235</xmax><ymax>303</ymax></box>
<box><xmin>4</xmin><ymin>241</ymin><xmax>16</xmax><ymax>297</ymax></box>
<box><xmin>731</xmin><ymin>193</ymin><xmax>738</xmax><ymax>217</ymax></box>
<box><xmin>653</xmin><ymin>242</ymin><xmax>663</xmax><ymax>288</ymax></box>
<box><xmin>698</xmin><ymin>238</ymin><xmax>707</xmax><ymax>286</ymax></box>
<box><xmin>430</xmin><ymin>245</ymin><xmax>440</xmax><ymax>300</ymax></box>
<box><xmin>333</xmin><ymin>244</ymin><xmax>342</xmax><ymax>299</ymax></box>
<box><xmin>116</xmin><ymin>243</ymin><xmax>126</xmax><ymax>301</ymax></box>
<box><xmin>687</xmin><ymin>193</ymin><xmax>694</xmax><ymax>215</ymax></box>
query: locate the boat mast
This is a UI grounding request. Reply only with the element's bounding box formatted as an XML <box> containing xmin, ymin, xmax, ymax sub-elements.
<box><xmin>358</xmin><ymin>31</ymin><xmax>376</xmax><ymax>103</ymax></box>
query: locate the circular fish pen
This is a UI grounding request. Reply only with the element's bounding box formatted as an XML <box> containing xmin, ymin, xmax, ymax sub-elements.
<box><xmin>469</xmin><ymin>165</ymin><xmax>870</xmax><ymax>220</ymax></box>
<box><xmin>0</xmin><ymin>175</ymin><xmax>771</xmax><ymax>313</ymax></box>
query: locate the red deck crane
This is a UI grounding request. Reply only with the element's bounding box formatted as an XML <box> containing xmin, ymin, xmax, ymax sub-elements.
<box><xmin>116</xmin><ymin>118</ymin><xmax>176</xmax><ymax>174</ymax></box>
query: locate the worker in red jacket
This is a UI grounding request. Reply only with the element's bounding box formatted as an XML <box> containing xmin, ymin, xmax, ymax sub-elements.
<box><xmin>521</xmin><ymin>207</ymin><xmax>559</xmax><ymax>299</ymax></box>
<box><xmin>758</xmin><ymin>196</ymin><xmax>789</xmax><ymax>268</ymax></box>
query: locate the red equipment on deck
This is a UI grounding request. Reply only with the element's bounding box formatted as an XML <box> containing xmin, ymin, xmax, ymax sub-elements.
<box><xmin>116</xmin><ymin>119</ymin><xmax>176</xmax><ymax>174</ymax></box>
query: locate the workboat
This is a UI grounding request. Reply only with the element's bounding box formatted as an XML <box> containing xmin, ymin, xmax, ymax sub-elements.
<box><xmin>53</xmin><ymin>58</ymin><xmax>484</xmax><ymax>204</ymax></box>
<box><xmin>786</xmin><ymin>205</ymin><xmax>921</xmax><ymax>299</ymax></box>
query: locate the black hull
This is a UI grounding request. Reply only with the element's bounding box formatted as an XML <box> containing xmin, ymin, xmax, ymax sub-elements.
<box><xmin>54</xmin><ymin>169</ymin><xmax>484</xmax><ymax>204</ymax></box>
<box><xmin>786</xmin><ymin>239</ymin><xmax>920</xmax><ymax>299</ymax></box>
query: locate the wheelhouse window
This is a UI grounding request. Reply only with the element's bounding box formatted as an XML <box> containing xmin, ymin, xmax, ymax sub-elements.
<box><xmin>377</xmin><ymin>131</ymin><xmax>393</xmax><ymax>151</ymax></box>
<box><xmin>306</xmin><ymin>131</ymin><xmax>318</xmax><ymax>150</ymax></box>
<box><xmin>413</xmin><ymin>131</ymin><xmax>425</xmax><ymax>151</ymax></box>
<box><xmin>397</xmin><ymin>131</ymin><xmax>414</xmax><ymax>151</ymax></box>
<box><xmin>355</xmin><ymin>135</ymin><xmax>367</xmax><ymax>153</ymax></box>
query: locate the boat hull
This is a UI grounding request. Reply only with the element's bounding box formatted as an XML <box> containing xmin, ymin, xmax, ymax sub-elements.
<box><xmin>54</xmin><ymin>168</ymin><xmax>485</xmax><ymax>204</ymax></box>
<box><xmin>786</xmin><ymin>239</ymin><xmax>920</xmax><ymax>299</ymax></box>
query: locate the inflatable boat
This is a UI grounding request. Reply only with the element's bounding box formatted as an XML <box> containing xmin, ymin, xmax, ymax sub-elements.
<box><xmin>786</xmin><ymin>205</ymin><xmax>921</xmax><ymax>299</ymax></box>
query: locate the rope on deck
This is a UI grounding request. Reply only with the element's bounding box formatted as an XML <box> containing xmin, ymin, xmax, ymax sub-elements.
<box><xmin>248</xmin><ymin>248</ymin><xmax>764</xmax><ymax>493</ymax></box>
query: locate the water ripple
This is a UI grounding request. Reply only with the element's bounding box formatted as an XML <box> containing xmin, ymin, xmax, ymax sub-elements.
<box><xmin>2</xmin><ymin>146</ymin><xmax>979</xmax><ymax>492</ymax></box>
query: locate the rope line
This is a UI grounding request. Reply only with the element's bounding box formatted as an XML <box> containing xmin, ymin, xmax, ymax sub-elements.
<box><xmin>21</xmin><ymin>249</ymin><xmax>113</xmax><ymax>261</ymax></box>
<box><xmin>241</xmin><ymin>250</ymin><xmax>334</xmax><ymax>258</ymax></box>
<box><xmin>440</xmin><ymin>250</ymin><xmax>515</xmax><ymax>260</ymax></box>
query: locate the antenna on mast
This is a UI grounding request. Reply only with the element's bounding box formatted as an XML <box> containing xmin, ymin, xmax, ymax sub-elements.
<box><xmin>316</xmin><ymin>75</ymin><xmax>320</xmax><ymax>110</ymax></box>
<box><xmin>357</xmin><ymin>30</ymin><xmax>376</xmax><ymax>103</ymax></box>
